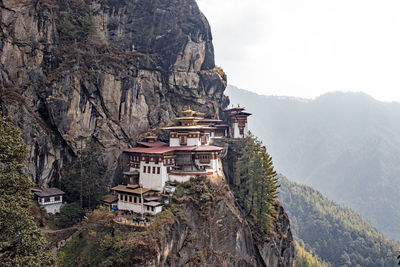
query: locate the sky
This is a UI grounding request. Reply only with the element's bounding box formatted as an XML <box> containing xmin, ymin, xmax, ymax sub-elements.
<box><xmin>196</xmin><ymin>0</ymin><xmax>400</xmax><ymax>102</ymax></box>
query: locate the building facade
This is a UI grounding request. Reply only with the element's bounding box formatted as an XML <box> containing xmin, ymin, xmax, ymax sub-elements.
<box><xmin>32</xmin><ymin>187</ymin><xmax>65</xmax><ymax>214</ymax></box>
<box><xmin>112</xmin><ymin>107</ymin><xmax>251</xmax><ymax>214</ymax></box>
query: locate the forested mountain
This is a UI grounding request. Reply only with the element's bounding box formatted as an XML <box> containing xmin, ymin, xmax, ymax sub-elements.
<box><xmin>279</xmin><ymin>177</ymin><xmax>399</xmax><ymax>267</ymax></box>
<box><xmin>226</xmin><ymin>85</ymin><xmax>400</xmax><ymax>240</ymax></box>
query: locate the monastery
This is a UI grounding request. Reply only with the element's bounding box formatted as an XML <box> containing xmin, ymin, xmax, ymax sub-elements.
<box><xmin>110</xmin><ymin>106</ymin><xmax>251</xmax><ymax>215</ymax></box>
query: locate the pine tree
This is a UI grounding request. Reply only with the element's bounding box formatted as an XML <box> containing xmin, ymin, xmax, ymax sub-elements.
<box><xmin>234</xmin><ymin>133</ymin><xmax>280</xmax><ymax>236</ymax></box>
<box><xmin>0</xmin><ymin>114</ymin><xmax>54</xmax><ymax>266</ymax></box>
<box><xmin>62</xmin><ymin>139</ymin><xmax>106</xmax><ymax>210</ymax></box>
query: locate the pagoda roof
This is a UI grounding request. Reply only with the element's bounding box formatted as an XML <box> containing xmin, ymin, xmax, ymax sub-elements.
<box><xmin>161</xmin><ymin>125</ymin><xmax>215</xmax><ymax>130</ymax></box>
<box><xmin>111</xmin><ymin>185</ymin><xmax>153</xmax><ymax>195</ymax></box>
<box><xmin>173</xmin><ymin>145</ymin><xmax>223</xmax><ymax>152</ymax></box>
<box><xmin>124</xmin><ymin>146</ymin><xmax>176</xmax><ymax>154</ymax></box>
<box><xmin>198</xmin><ymin>119</ymin><xmax>223</xmax><ymax>123</ymax></box>
<box><xmin>124</xmin><ymin>144</ymin><xmax>223</xmax><ymax>154</ymax></box>
<box><xmin>224</xmin><ymin>105</ymin><xmax>245</xmax><ymax>112</ymax></box>
<box><xmin>175</xmin><ymin>116</ymin><xmax>204</xmax><ymax>121</ymax></box>
<box><xmin>137</xmin><ymin>141</ymin><xmax>167</xmax><ymax>148</ymax></box>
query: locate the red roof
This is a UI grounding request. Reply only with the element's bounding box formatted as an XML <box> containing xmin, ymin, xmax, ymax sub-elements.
<box><xmin>137</xmin><ymin>141</ymin><xmax>167</xmax><ymax>148</ymax></box>
<box><xmin>174</xmin><ymin>145</ymin><xmax>223</xmax><ymax>152</ymax></box>
<box><xmin>193</xmin><ymin>145</ymin><xmax>224</xmax><ymax>151</ymax></box>
<box><xmin>124</xmin><ymin>145</ymin><xmax>223</xmax><ymax>154</ymax></box>
<box><xmin>124</xmin><ymin>146</ymin><xmax>176</xmax><ymax>154</ymax></box>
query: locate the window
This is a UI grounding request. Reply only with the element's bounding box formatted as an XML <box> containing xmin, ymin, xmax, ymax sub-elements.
<box><xmin>124</xmin><ymin>195</ymin><xmax>127</xmax><ymax>202</ymax></box>
<box><xmin>199</xmin><ymin>154</ymin><xmax>210</xmax><ymax>163</ymax></box>
<box><xmin>44</xmin><ymin>197</ymin><xmax>50</xmax><ymax>203</ymax></box>
<box><xmin>167</xmin><ymin>167</ymin><xmax>170</xmax><ymax>173</ymax></box>
<box><xmin>134</xmin><ymin>197</ymin><xmax>137</xmax><ymax>203</ymax></box>
<box><xmin>119</xmin><ymin>194</ymin><xmax>123</xmax><ymax>200</ymax></box>
<box><xmin>145</xmin><ymin>157</ymin><xmax>149</xmax><ymax>163</ymax></box>
<box><xmin>55</xmin><ymin>196</ymin><xmax>60</xmax><ymax>201</ymax></box>
<box><xmin>129</xmin><ymin>196</ymin><xmax>132</xmax><ymax>202</ymax></box>
<box><xmin>153</xmin><ymin>167</ymin><xmax>156</xmax><ymax>174</ymax></box>
<box><xmin>201</xmin><ymin>135</ymin><xmax>207</xmax><ymax>144</ymax></box>
<box><xmin>179</xmin><ymin>135</ymin><xmax>187</xmax><ymax>145</ymax></box>
<box><xmin>239</xmin><ymin>128</ymin><xmax>244</xmax><ymax>135</ymax></box>
<box><xmin>151</xmin><ymin>207</ymin><xmax>154</xmax><ymax>212</ymax></box>
<box><xmin>143</xmin><ymin>166</ymin><xmax>146</xmax><ymax>173</ymax></box>
<box><xmin>157</xmin><ymin>167</ymin><xmax>160</xmax><ymax>174</ymax></box>
<box><xmin>148</xmin><ymin>166</ymin><xmax>151</xmax><ymax>173</ymax></box>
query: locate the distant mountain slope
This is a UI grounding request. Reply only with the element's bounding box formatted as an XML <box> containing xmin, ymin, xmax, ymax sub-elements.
<box><xmin>226</xmin><ymin>85</ymin><xmax>400</xmax><ymax>240</ymax></box>
<box><xmin>279</xmin><ymin>176</ymin><xmax>399</xmax><ymax>267</ymax></box>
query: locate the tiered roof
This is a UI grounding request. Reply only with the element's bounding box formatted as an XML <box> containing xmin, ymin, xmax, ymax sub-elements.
<box><xmin>124</xmin><ymin>145</ymin><xmax>223</xmax><ymax>154</ymax></box>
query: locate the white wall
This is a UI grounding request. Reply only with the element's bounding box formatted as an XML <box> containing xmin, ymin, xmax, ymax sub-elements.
<box><xmin>139</xmin><ymin>161</ymin><xmax>167</xmax><ymax>191</ymax></box>
<box><xmin>233</xmin><ymin>122</ymin><xmax>241</xmax><ymax>138</ymax></box>
<box><xmin>187</xmin><ymin>137</ymin><xmax>201</xmax><ymax>146</ymax></box>
<box><xmin>168</xmin><ymin>174</ymin><xmax>193</xmax><ymax>183</ymax></box>
<box><xmin>144</xmin><ymin>205</ymin><xmax>163</xmax><ymax>215</ymax></box>
<box><xmin>170</xmin><ymin>138</ymin><xmax>180</xmax><ymax>147</ymax></box>
<box><xmin>43</xmin><ymin>203</ymin><xmax>63</xmax><ymax>214</ymax></box>
<box><xmin>39</xmin><ymin>195</ymin><xmax>63</xmax><ymax>207</ymax></box>
<box><xmin>118</xmin><ymin>200</ymin><xmax>143</xmax><ymax>213</ymax></box>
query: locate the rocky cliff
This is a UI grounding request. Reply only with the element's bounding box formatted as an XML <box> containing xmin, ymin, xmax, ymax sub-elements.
<box><xmin>1</xmin><ymin>0</ymin><xmax>227</xmax><ymax>186</ymax></box>
<box><xmin>147</xmin><ymin>176</ymin><xmax>294</xmax><ymax>267</ymax></box>
<box><xmin>2</xmin><ymin>1</ymin><xmax>294</xmax><ymax>266</ymax></box>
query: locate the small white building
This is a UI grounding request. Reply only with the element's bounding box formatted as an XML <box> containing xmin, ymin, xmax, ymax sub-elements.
<box><xmin>32</xmin><ymin>187</ymin><xmax>65</xmax><ymax>214</ymax></box>
<box><xmin>111</xmin><ymin>184</ymin><xmax>163</xmax><ymax>215</ymax></box>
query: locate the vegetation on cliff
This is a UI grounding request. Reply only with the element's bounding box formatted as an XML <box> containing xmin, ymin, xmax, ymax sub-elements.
<box><xmin>232</xmin><ymin>134</ymin><xmax>280</xmax><ymax>238</ymax></box>
<box><xmin>0</xmin><ymin>114</ymin><xmax>54</xmax><ymax>266</ymax></box>
<box><xmin>279</xmin><ymin>176</ymin><xmax>400</xmax><ymax>267</ymax></box>
<box><xmin>294</xmin><ymin>241</ymin><xmax>327</xmax><ymax>267</ymax></box>
<box><xmin>62</xmin><ymin>139</ymin><xmax>107</xmax><ymax>210</ymax></box>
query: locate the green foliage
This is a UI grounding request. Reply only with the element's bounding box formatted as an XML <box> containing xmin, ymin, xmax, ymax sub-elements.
<box><xmin>58</xmin><ymin>13</ymin><xmax>96</xmax><ymax>43</ymax></box>
<box><xmin>232</xmin><ymin>134</ymin><xmax>280</xmax><ymax>238</ymax></box>
<box><xmin>294</xmin><ymin>241</ymin><xmax>327</xmax><ymax>267</ymax></box>
<box><xmin>80</xmin><ymin>13</ymin><xmax>96</xmax><ymax>38</ymax></box>
<box><xmin>227</xmin><ymin>85</ymin><xmax>400</xmax><ymax>240</ymax></box>
<box><xmin>59</xmin><ymin>21</ymin><xmax>75</xmax><ymax>42</ymax></box>
<box><xmin>279</xmin><ymin>176</ymin><xmax>400</xmax><ymax>267</ymax></box>
<box><xmin>52</xmin><ymin>202</ymin><xmax>84</xmax><ymax>228</ymax></box>
<box><xmin>62</xmin><ymin>139</ymin><xmax>107</xmax><ymax>210</ymax></box>
<box><xmin>0</xmin><ymin>114</ymin><xmax>54</xmax><ymax>266</ymax></box>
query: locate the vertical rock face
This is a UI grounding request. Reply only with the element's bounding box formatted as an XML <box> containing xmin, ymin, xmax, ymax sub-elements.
<box><xmin>0</xmin><ymin>0</ymin><xmax>227</xmax><ymax>185</ymax></box>
<box><xmin>1</xmin><ymin>1</ymin><xmax>294</xmax><ymax>265</ymax></box>
<box><xmin>129</xmin><ymin>176</ymin><xmax>294</xmax><ymax>267</ymax></box>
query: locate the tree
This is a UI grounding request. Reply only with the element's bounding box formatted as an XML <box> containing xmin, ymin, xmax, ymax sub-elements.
<box><xmin>234</xmin><ymin>133</ymin><xmax>280</xmax><ymax>237</ymax></box>
<box><xmin>62</xmin><ymin>139</ymin><xmax>107</xmax><ymax>210</ymax></box>
<box><xmin>0</xmin><ymin>114</ymin><xmax>54</xmax><ymax>266</ymax></box>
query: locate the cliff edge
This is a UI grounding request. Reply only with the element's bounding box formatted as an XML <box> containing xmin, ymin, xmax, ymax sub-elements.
<box><xmin>1</xmin><ymin>0</ymin><xmax>227</xmax><ymax>185</ymax></box>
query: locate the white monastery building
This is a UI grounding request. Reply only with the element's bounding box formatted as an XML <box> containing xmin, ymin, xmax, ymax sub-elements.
<box><xmin>111</xmin><ymin>106</ymin><xmax>251</xmax><ymax>214</ymax></box>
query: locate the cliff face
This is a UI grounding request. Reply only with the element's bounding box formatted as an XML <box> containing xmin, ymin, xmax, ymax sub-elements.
<box><xmin>99</xmin><ymin>176</ymin><xmax>293</xmax><ymax>267</ymax></box>
<box><xmin>2</xmin><ymin>1</ymin><xmax>294</xmax><ymax>265</ymax></box>
<box><xmin>0</xmin><ymin>0</ymin><xmax>227</xmax><ymax>185</ymax></box>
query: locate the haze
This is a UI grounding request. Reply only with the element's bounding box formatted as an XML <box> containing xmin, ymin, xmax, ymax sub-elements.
<box><xmin>197</xmin><ymin>0</ymin><xmax>400</xmax><ymax>103</ymax></box>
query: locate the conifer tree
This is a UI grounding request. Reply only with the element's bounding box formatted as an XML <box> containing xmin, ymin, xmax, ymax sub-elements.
<box><xmin>234</xmin><ymin>133</ymin><xmax>280</xmax><ymax>236</ymax></box>
<box><xmin>0</xmin><ymin>114</ymin><xmax>54</xmax><ymax>266</ymax></box>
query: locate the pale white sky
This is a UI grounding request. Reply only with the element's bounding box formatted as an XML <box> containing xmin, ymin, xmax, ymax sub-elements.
<box><xmin>197</xmin><ymin>0</ymin><xmax>400</xmax><ymax>102</ymax></box>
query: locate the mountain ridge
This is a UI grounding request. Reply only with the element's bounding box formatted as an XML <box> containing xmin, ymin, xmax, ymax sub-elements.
<box><xmin>226</xmin><ymin>84</ymin><xmax>400</xmax><ymax>240</ymax></box>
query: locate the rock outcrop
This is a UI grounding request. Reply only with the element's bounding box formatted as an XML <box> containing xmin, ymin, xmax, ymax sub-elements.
<box><xmin>110</xmin><ymin>176</ymin><xmax>294</xmax><ymax>267</ymax></box>
<box><xmin>1</xmin><ymin>1</ymin><xmax>294</xmax><ymax>265</ymax></box>
<box><xmin>0</xmin><ymin>0</ymin><xmax>227</xmax><ymax>185</ymax></box>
